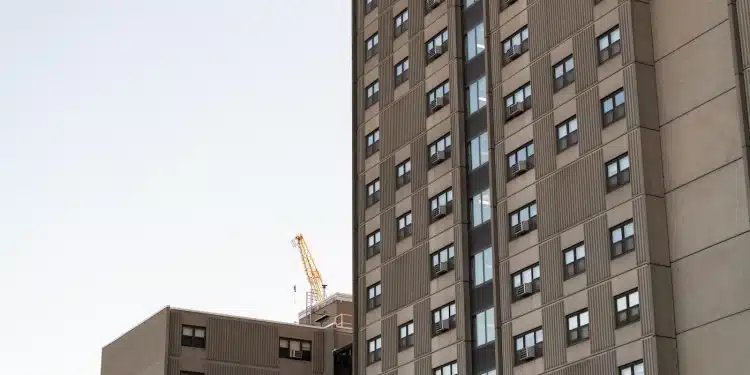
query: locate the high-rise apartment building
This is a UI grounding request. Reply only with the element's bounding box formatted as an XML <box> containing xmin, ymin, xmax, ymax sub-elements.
<box><xmin>351</xmin><ymin>0</ymin><xmax>750</xmax><ymax>375</ymax></box>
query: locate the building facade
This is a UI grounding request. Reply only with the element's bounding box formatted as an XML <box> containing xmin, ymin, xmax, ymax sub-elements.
<box><xmin>351</xmin><ymin>0</ymin><xmax>750</xmax><ymax>375</ymax></box>
<box><xmin>101</xmin><ymin>304</ymin><xmax>352</xmax><ymax>375</ymax></box>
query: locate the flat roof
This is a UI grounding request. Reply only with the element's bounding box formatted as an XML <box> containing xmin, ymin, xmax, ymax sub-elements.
<box><xmin>297</xmin><ymin>292</ymin><xmax>353</xmax><ymax>318</ymax></box>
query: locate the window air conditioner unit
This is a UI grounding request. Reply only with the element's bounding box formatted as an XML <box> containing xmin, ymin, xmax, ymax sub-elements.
<box><xmin>513</xmin><ymin>220</ymin><xmax>531</xmax><ymax>236</ymax></box>
<box><xmin>505</xmin><ymin>44</ymin><xmax>522</xmax><ymax>60</ymax></box>
<box><xmin>511</xmin><ymin>160</ymin><xmax>528</xmax><ymax>175</ymax></box>
<box><xmin>437</xmin><ymin>319</ymin><xmax>450</xmax><ymax>332</ymax></box>
<box><xmin>519</xmin><ymin>346</ymin><xmax>536</xmax><ymax>360</ymax></box>
<box><xmin>515</xmin><ymin>282</ymin><xmax>534</xmax><ymax>297</ymax></box>
<box><xmin>427</xmin><ymin>0</ymin><xmax>442</xmax><ymax>10</ymax></box>
<box><xmin>437</xmin><ymin>261</ymin><xmax>450</xmax><ymax>274</ymax></box>
<box><xmin>507</xmin><ymin>102</ymin><xmax>524</xmax><ymax>117</ymax></box>
<box><xmin>290</xmin><ymin>349</ymin><xmax>303</xmax><ymax>359</ymax></box>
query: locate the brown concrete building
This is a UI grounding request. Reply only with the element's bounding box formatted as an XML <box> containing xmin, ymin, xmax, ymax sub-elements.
<box><xmin>351</xmin><ymin>0</ymin><xmax>750</xmax><ymax>375</ymax></box>
<box><xmin>101</xmin><ymin>297</ymin><xmax>353</xmax><ymax>375</ymax></box>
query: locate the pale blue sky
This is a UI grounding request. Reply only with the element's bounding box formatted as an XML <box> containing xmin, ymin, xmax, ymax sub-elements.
<box><xmin>0</xmin><ymin>1</ymin><xmax>352</xmax><ymax>374</ymax></box>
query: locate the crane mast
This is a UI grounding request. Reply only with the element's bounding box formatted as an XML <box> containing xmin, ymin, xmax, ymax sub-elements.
<box><xmin>292</xmin><ymin>234</ymin><xmax>326</xmax><ymax>304</ymax></box>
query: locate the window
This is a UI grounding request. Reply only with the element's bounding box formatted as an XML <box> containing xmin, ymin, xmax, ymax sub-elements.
<box><xmin>606</xmin><ymin>153</ymin><xmax>630</xmax><ymax>192</ymax></box>
<box><xmin>598</xmin><ymin>26</ymin><xmax>621</xmax><ymax>64</ymax></box>
<box><xmin>396</xmin><ymin>159</ymin><xmax>411</xmax><ymax>187</ymax></box>
<box><xmin>601</xmin><ymin>88</ymin><xmax>625</xmax><ymax>126</ymax></box>
<box><xmin>426</xmin><ymin>0</ymin><xmax>445</xmax><ymax>13</ymax></box>
<box><xmin>501</xmin><ymin>0</ymin><xmax>518</xmax><ymax>10</ymax></box>
<box><xmin>180</xmin><ymin>372</ymin><xmax>203</xmax><ymax>375</ymax></box>
<box><xmin>365</xmin><ymin>32</ymin><xmax>379</xmax><ymax>60</ymax></box>
<box><xmin>366</xmin><ymin>179</ymin><xmax>380</xmax><ymax>207</ymax></box>
<box><xmin>468</xmin><ymin>132</ymin><xmax>489</xmax><ymax>170</ymax></box>
<box><xmin>619</xmin><ymin>360</ymin><xmax>645</xmax><ymax>375</ymax></box>
<box><xmin>464</xmin><ymin>0</ymin><xmax>478</xmax><ymax>8</ymax></box>
<box><xmin>395</xmin><ymin>58</ymin><xmax>409</xmax><ymax>86</ymax></box>
<box><xmin>398</xmin><ymin>321</ymin><xmax>415</xmax><ymax>350</ymax></box>
<box><xmin>465</xmin><ymin>22</ymin><xmax>485</xmax><ymax>61</ymax></box>
<box><xmin>365</xmin><ymin>80</ymin><xmax>380</xmax><ymax>108</ymax></box>
<box><xmin>615</xmin><ymin>289</ymin><xmax>640</xmax><ymax>327</ymax></box>
<box><xmin>431</xmin><ymin>244</ymin><xmax>455</xmax><ymax>278</ymax></box>
<box><xmin>503</xmin><ymin>26</ymin><xmax>529</xmax><ymax>64</ymax></box>
<box><xmin>553</xmin><ymin>55</ymin><xmax>575</xmax><ymax>92</ymax></box>
<box><xmin>478</xmin><ymin>371</ymin><xmax>496</xmax><ymax>375</ymax></box>
<box><xmin>181</xmin><ymin>325</ymin><xmax>206</xmax><ymax>348</ymax></box>
<box><xmin>507</xmin><ymin>142</ymin><xmax>534</xmax><ymax>179</ymax></box>
<box><xmin>427</xmin><ymin>80</ymin><xmax>451</xmax><ymax>114</ymax></box>
<box><xmin>563</xmin><ymin>243</ymin><xmax>585</xmax><ymax>279</ymax></box>
<box><xmin>366</xmin><ymin>230</ymin><xmax>381</xmax><ymax>258</ymax></box>
<box><xmin>512</xmin><ymin>264</ymin><xmax>540</xmax><ymax>300</ymax></box>
<box><xmin>472</xmin><ymin>248</ymin><xmax>493</xmax><ymax>286</ymax></box>
<box><xmin>466</xmin><ymin>76</ymin><xmax>487</xmax><ymax>115</ymax></box>
<box><xmin>470</xmin><ymin>189</ymin><xmax>491</xmax><ymax>227</ymax></box>
<box><xmin>365</xmin><ymin>0</ymin><xmax>378</xmax><ymax>14</ymax></box>
<box><xmin>428</xmin><ymin>132</ymin><xmax>452</xmax><ymax>165</ymax></box>
<box><xmin>504</xmin><ymin>82</ymin><xmax>531</xmax><ymax>120</ymax></box>
<box><xmin>367</xmin><ymin>282</ymin><xmax>382</xmax><ymax>310</ymax></box>
<box><xmin>514</xmin><ymin>328</ymin><xmax>543</xmax><ymax>364</ymax></box>
<box><xmin>426</xmin><ymin>29</ymin><xmax>449</xmax><ymax>62</ymax></box>
<box><xmin>567</xmin><ymin>309</ymin><xmax>590</xmax><ymax>345</ymax></box>
<box><xmin>434</xmin><ymin>362</ymin><xmax>458</xmax><ymax>375</ymax></box>
<box><xmin>474</xmin><ymin>307</ymin><xmax>495</xmax><ymax>347</ymax></box>
<box><xmin>279</xmin><ymin>338</ymin><xmax>312</xmax><ymax>360</ymax></box>
<box><xmin>610</xmin><ymin>220</ymin><xmax>634</xmax><ymax>258</ymax></box>
<box><xmin>432</xmin><ymin>302</ymin><xmax>457</xmax><ymax>335</ymax></box>
<box><xmin>430</xmin><ymin>188</ymin><xmax>454</xmax><ymax>221</ymax></box>
<box><xmin>366</xmin><ymin>128</ymin><xmax>380</xmax><ymax>157</ymax></box>
<box><xmin>367</xmin><ymin>336</ymin><xmax>382</xmax><ymax>364</ymax></box>
<box><xmin>397</xmin><ymin>211</ymin><xmax>413</xmax><ymax>240</ymax></box>
<box><xmin>556</xmin><ymin>116</ymin><xmax>579</xmax><ymax>152</ymax></box>
<box><xmin>394</xmin><ymin>9</ymin><xmax>409</xmax><ymax>36</ymax></box>
<box><xmin>509</xmin><ymin>201</ymin><xmax>537</xmax><ymax>239</ymax></box>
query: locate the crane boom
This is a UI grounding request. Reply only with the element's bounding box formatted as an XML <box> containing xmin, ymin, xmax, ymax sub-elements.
<box><xmin>292</xmin><ymin>234</ymin><xmax>325</xmax><ymax>303</ymax></box>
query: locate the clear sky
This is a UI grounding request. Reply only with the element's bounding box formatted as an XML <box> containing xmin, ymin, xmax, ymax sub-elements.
<box><xmin>0</xmin><ymin>1</ymin><xmax>352</xmax><ymax>374</ymax></box>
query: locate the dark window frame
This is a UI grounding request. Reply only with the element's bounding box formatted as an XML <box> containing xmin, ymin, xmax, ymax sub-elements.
<box><xmin>566</xmin><ymin>309</ymin><xmax>590</xmax><ymax>345</ymax></box>
<box><xmin>430</xmin><ymin>244</ymin><xmax>456</xmax><ymax>278</ymax></box>
<box><xmin>465</xmin><ymin>22</ymin><xmax>485</xmax><ymax>61</ymax></box>
<box><xmin>365</xmin><ymin>0</ymin><xmax>378</xmax><ymax>14</ymax></box>
<box><xmin>556</xmin><ymin>116</ymin><xmax>579</xmax><ymax>152</ymax></box>
<box><xmin>396</xmin><ymin>159</ymin><xmax>412</xmax><ymax>187</ymax></box>
<box><xmin>610</xmin><ymin>219</ymin><xmax>635</xmax><ymax>258</ymax></box>
<box><xmin>366</xmin><ymin>336</ymin><xmax>382</xmax><ymax>364</ymax></box>
<box><xmin>500</xmin><ymin>0</ymin><xmax>519</xmax><ymax>11</ymax></box>
<box><xmin>429</xmin><ymin>188</ymin><xmax>454</xmax><ymax>222</ymax></box>
<box><xmin>614</xmin><ymin>289</ymin><xmax>640</xmax><ymax>327</ymax></box>
<box><xmin>427</xmin><ymin>81</ymin><xmax>451</xmax><ymax>115</ymax></box>
<box><xmin>471</xmin><ymin>247</ymin><xmax>493</xmax><ymax>287</ymax></box>
<box><xmin>365</xmin><ymin>32</ymin><xmax>379</xmax><ymax>60</ymax></box>
<box><xmin>365</xmin><ymin>80</ymin><xmax>380</xmax><ymax>108</ymax></box>
<box><xmin>511</xmin><ymin>263</ymin><xmax>541</xmax><ymax>301</ymax></box>
<box><xmin>428</xmin><ymin>132</ymin><xmax>452</xmax><ymax>166</ymax></box>
<box><xmin>468</xmin><ymin>132</ymin><xmax>489</xmax><ymax>170</ymax></box>
<box><xmin>397</xmin><ymin>211</ymin><xmax>413</xmax><ymax>240</ymax></box>
<box><xmin>466</xmin><ymin>75</ymin><xmax>488</xmax><ymax>115</ymax></box>
<box><xmin>601</xmin><ymin>88</ymin><xmax>626</xmax><ymax>126</ymax></box>
<box><xmin>394</xmin><ymin>9</ymin><xmax>409</xmax><ymax>37</ymax></box>
<box><xmin>553</xmin><ymin>55</ymin><xmax>575</xmax><ymax>92</ymax></box>
<box><xmin>504</xmin><ymin>82</ymin><xmax>532</xmax><ymax>121</ymax></box>
<box><xmin>473</xmin><ymin>307</ymin><xmax>496</xmax><ymax>348</ymax></box>
<box><xmin>514</xmin><ymin>327</ymin><xmax>544</xmax><ymax>365</ymax></box>
<box><xmin>502</xmin><ymin>26</ymin><xmax>529</xmax><ymax>64</ymax></box>
<box><xmin>279</xmin><ymin>337</ymin><xmax>312</xmax><ymax>361</ymax></box>
<box><xmin>431</xmin><ymin>302</ymin><xmax>457</xmax><ymax>336</ymax></box>
<box><xmin>366</xmin><ymin>179</ymin><xmax>380</xmax><ymax>207</ymax></box>
<box><xmin>425</xmin><ymin>0</ymin><xmax>445</xmax><ymax>14</ymax></box>
<box><xmin>365</xmin><ymin>128</ymin><xmax>380</xmax><ymax>157</ymax></box>
<box><xmin>426</xmin><ymin>29</ymin><xmax>449</xmax><ymax>63</ymax></box>
<box><xmin>394</xmin><ymin>57</ymin><xmax>409</xmax><ymax>86</ymax></box>
<box><xmin>433</xmin><ymin>362</ymin><xmax>458</xmax><ymax>375</ymax></box>
<box><xmin>181</xmin><ymin>325</ymin><xmax>206</xmax><ymax>348</ymax></box>
<box><xmin>366</xmin><ymin>230</ymin><xmax>381</xmax><ymax>258</ymax></box>
<box><xmin>618</xmin><ymin>360</ymin><xmax>645</xmax><ymax>375</ymax></box>
<box><xmin>509</xmin><ymin>201</ymin><xmax>537</xmax><ymax>239</ymax></box>
<box><xmin>366</xmin><ymin>282</ymin><xmax>382</xmax><ymax>310</ymax></box>
<box><xmin>398</xmin><ymin>321</ymin><xmax>415</xmax><ymax>350</ymax></box>
<box><xmin>506</xmin><ymin>141</ymin><xmax>535</xmax><ymax>180</ymax></box>
<box><xmin>563</xmin><ymin>242</ymin><xmax>586</xmax><ymax>279</ymax></box>
<box><xmin>605</xmin><ymin>152</ymin><xmax>630</xmax><ymax>192</ymax></box>
<box><xmin>598</xmin><ymin>25</ymin><xmax>622</xmax><ymax>64</ymax></box>
<box><xmin>180</xmin><ymin>372</ymin><xmax>204</xmax><ymax>375</ymax></box>
<box><xmin>470</xmin><ymin>189</ymin><xmax>492</xmax><ymax>227</ymax></box>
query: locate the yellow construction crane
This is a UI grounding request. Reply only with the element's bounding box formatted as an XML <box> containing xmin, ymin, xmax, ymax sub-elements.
<box><xmin>291</xmin><ymin>234</ymin><xmax>326</xmax><ymax>304</ymax></box>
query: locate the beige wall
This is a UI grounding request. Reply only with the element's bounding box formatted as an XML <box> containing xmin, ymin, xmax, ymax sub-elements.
<box><xmin>101</xmin><ymin>308</ymin><xmax>168</xmax><ymax>375</ymax></box>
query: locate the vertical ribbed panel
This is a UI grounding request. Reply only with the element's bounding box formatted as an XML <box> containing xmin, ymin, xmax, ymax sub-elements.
<box><xmin>379</xmin><ymin>8</ymin><xmax>393</xmax><ymax>61</ymax></box>
<box><xmin>544</xmin><ymin>0</ymin><xmax>594</xmax><ymax>48</ymax></box>
<box><xmin>358</xmin><ymin>175</ymin><xmax>366</xmax><ymax>221</ymax></box>
<box><xmin>357</xmin><ymin>76</ymin><xmax>365</xmax><ymax>123</ymax></box>
<box><xmin>206</xmin><ymin>317</ymin><xmax>279</xmax><ymax>367</ymax></box>
<box><xmin>412</xmin><ymin>135</ymin><xmax>428</xmax><ymax>189</ymax></box>
<box><xmin>498</xmin><ymin>260</ymin><xmax>512</xmax><ymax>322</ymax></box>
<box><xmin>638</xmin><ymin>266</ymin><xmax>655</xmax><ymax>336</ymax></box>
<box><xmin>357</xmin><ymin>333</ymin><xmax>366</xmax><ymax>375</ymax></box>
<box><xmin>540</xmin><ymin>236</ymin><xmax>564</xmax><ymax>304</ymax></box>
<box><xmin>409</xmin><ymin>33</ymin><xmax>426</xmax><ymax>84</ymax></box>
<box><xmin>357</xmin><ymin>122</ymin><xmax>365</xmax><ymax>173</ymax></box>
<box><xmin>531</xmin><ymin>54</ymin><xmax>553</xmax><ymax>119</ymax></box>
<box><xmin>382</xmin><ymin>244</ymin><xmax>430</xmax><ymax>314</ymax></box>
<box><xmin>205</xmin><ymin>363</ymin><xmax>277</xmax><ymax>375</ymax></box>
<box><xmin>588</xmin><ymin>282</ymin><xmax>615</xmax><ymax>352</ymax></box>
<box><xmin>358</xmin><ymin>278</ymin><xmax>366</xmax><ymax>326</ymax></box>
<box><xmin>382</xmin><ymin>86</ymin><xmax>427</xmax><ymax>155</ymax></box>
<box><xmin>584</xmin><ymin>214</ymin><xmax>611</xmax><ymax>285</ymax></box>
<box><xmin>643</xmin><ymin>336</ymin><xmax>658</xmax><ymax>375</ymax></box>
<box><xmin>359</xmin><ymin>226</ymin><xmax>367</xmax><ymax>275</ymax></box>
<box><xmin>456</xmin><ymin>282</ymin><xmax>469</xmax><ymax>341</ymax></box>
<box><xmin>452</xmin><ymin>169</ymin><xmax>466</xmax><ymax>225</ymax></box>
<box><xmin>380</xmin><ymin>56</ymin><xmax>395</xmax><ymax>106</ymax></box>
<box><xmin>590</xmin><ymin>351</ymin><xmax>617</xmax><ymax>375</ymax></box>
<box><xmin>449</xmin><ymin>64</ymin><xmax>465</xmax><ymax>114</ymax></box>
<box><xmin>493</xmin><ymin>142</ymin><xmax>507</xmax><ymax>199</ymax></box>
<box><xmin>381</xmin><ymin>207</ymin><xmax>396</xmax><ymax>261</ymax></box>
<box><xmin>490</xmin><ymin>31</ymin><xmax>504</xmax><ymax>87</ymax></box>
<box><xmin>496</xmin><ymin>200</ymin><xmax>509</xmax><ymax>259</ymax></box>
<box><xmin>619</xmin><ymin>3</ymin><xmax>634</xmax><ymax>65</ymax></box>
<box><xmin>537</xmin><ymin>151</ymin><xmax>605</xmax><ymax>240</ymax></box>
<box><xmin>633</xmin><ymin>196</ymin><xmax>649</xmax><ymax>265</ymax></box>
<box><xmin>577</xmin><ymin>87</ymin><xmax>602</xmax><ymax>154</ymax></box>
<box><xmin>167</xmin><ymin>358</ymin><xmax>179</xmax><ymax>375</ymax></box>
<box><xmin>381</xmin><ymin>155</ymin><xmax>395</xmax><ymax>207</ymax></box>
<box><xmin>313</xmin><ymin>331</ymin><xmax>325</xmax><ymax>373</ymax></box>
<box><xmin>739</xmin><ymin>0</ymin><xmax>750</xmax><ymax>69</ymax></box>
<box><xmin>492</xmin><ymin>86</ymin><xmax>505</xmax><ymax>141</ymax></box>
<box><xmin>501</xmin><ymin>323</ymin><xmax>513</xmax><ymax>375</ymax></box>
<box><xmin>627</xmin><ymin>130</ymin><xmax>644</xmax><ymax>196</ymax></box>
<box><xmin>448</xmin><ymin>7</ymin><xmax>463</xmax><ymax>61</ymax></box>
<box><xmin>533</xmin><ymin>114</ymin><xmax>556</xmax><ymax>178</ymax></box>
<box><xmin>573</xmin><ymin>26</ymin><xmax>598</xmax><ymax>94</ymax></box>
<box><xmin>168</xmin><ymin>310</ymin><xmax>181</xmax><ymax>356</ymax></box>
<box><xmin>454</xmin><ymin>226</ymin><xmax>467</xmax><ymax>281</ymax></box>
<box><xmin>623</xmin><ymin>64</ymin><xmax>639</xmax><ymax>129</ymax></box>
<box><xmin>457</xmin><ymin>341</ymin><xmax>469</xmax><ymax>374</ymax></box>
<box><xmin>528</xmin><ymin>1</ymin><xmax>549</xmax><ymax>59</ymax></box>
<box><xmin>415</xmin><ymin>356</ymin><xmax>431</xmax><ymax>375</ymax></box>
<box><xmin>413</xmin><ymin>188</ymin><xmax>429</xmax><ymax>243</ymax></box>
<box><xmin>542</xmin><ymin>301</ymin><xmax>567</xmax><ymax>369</ymax></box>
<box><xmin>409</xmin><ymin>0</ymin><xmax>424</xmax><ymax>38</ymax></box>
<box><xmin>382</xmin><ymin>315</ymin><xmax>398</xmax><ymax>370</ymax></box>
<box><xmin>414</xmin><ymin>300</ymin><xmax>432</xmax><ymax>357</ymax></box>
